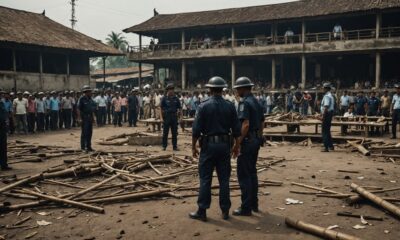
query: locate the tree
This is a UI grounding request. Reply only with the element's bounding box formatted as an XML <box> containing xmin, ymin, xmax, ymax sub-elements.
<box><xmin>106</xmin><ymin>31</ymin><xmax>128</xmax><ymax>51</ymax></box>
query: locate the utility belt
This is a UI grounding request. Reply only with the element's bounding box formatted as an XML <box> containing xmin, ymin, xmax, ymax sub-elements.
<box><xmin>202</xmin><ymin>134</ymin><xmax>230</xmax><ymax>144</ymax></box>
<box><xmin>246</xmin><ymin>130</ymin><xmax>262</xmax><ymax>139</ymax></box>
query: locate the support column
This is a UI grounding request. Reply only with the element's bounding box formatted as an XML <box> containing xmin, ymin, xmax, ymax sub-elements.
<box><xmin>102</xmin><ymin>56</ymin><xmax>106</xmax><ymax>89</ymax></box>
<box><xmin>66</xmin><ymin>54</ymin><xmax>70</xmax><ymax>89</ymax></box>
<box><xmin>376</xmin><ymin>13</ymin><xmax>382</xmax><ymax>39</ymax></box>
<box><xmin>231</xmin><ymin>27</ymin><xmax>235</xmax><ymax>47</ymax></box>
<box><xmin>301</xmin><ymin>54</ymin><xmax>306</xmax><ymax>89</ymax></box>
<box><xmin>39</xmin><ymin>52</ymin><xmax>43</xmax><ymax>90</ymax></box>
<box><xmin>138</xmin><ymin>34</ymin><xmax>142</xmax><ymax>89</ymax></box>
<box><xmin>181</xmin><ymin>61</ymin><xmax>186</xmax><ymax>90</ymax></box>
<box><xmin>375</xmin><ymin>52</ymin><xmax>381</xmax><ymax>88</ymax></box>
<box><xmin>12</xmin><ymin>49</ymin><xmax>17</xmax><ymax>91</ymax></box>
<box><xmin>301</xmin><ymin>20</ymin><xmax>306</xmax><ymax>44</ymax></box>
<box><xmin>231</xmin><ymin>59</ymin><xmax>236</xmax><ymax>88</ymax></box>
<box><xmin>271</xmin><ymin>57</ymin><xmax>276</xmax><ymax>89</ymax></box>
<box><xmin>181</xmin><ymin>30</ymin><xmax>185</xmax><ymax>50</ymax></box>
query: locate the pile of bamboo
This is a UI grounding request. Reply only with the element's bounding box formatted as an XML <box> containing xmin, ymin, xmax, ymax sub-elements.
<box><xmin>0</xmin><ymin>149</ymin><xmax>284</xmax><ymax>214</ymax></box>
<box><xmin>345</xmin><ymin>139</ymin><xmax>400</xmax><ymax>161</ymax></box>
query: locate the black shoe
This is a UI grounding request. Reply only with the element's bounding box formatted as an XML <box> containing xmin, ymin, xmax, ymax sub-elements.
<box><xmin>321</xmin><ymin>149</ymin><xmax>329</xmax><ymax>152</ymax></box>
<box><xmin>189</xmin><ymin>210</ymin><xmax>207</xmax><ymax>222</ymax></box>
<box><xmin>222</xmin><ymin>211</ymin><xmax>229</xmax><ymax>220</ymax></box>
<box><xmin>173</xmin><ymin>147</ymin><xmax>179</xmax><ymax>151</ymax></box>
<box><xmin>252</xmin><ymin>207</ymin><xmax>259</xmax><ymax>213</ymax></box>
<box><xmin>391</xmin><ymin>136</ymin><xmax>397</xmax><ymax>139</ymax></box>
<box><xmin>87</xmin><ymin>148</ymin><xmax>95</xmax><ymax>152</ymax></box>
<box><xmin>232</xmin><ymin>208</ymin><xmax>252</xmax><ymax>216</ymax></box>
<box><xmin>162</xmin><ymin>147</ymin><xmax>166</xmax><ymax>151</ymax></box>
<box><xmin>1</xmin><ymin>166</ymin><xmax>12</xmax><ymax>171</ymax></box>
<box><xmin>329</xmin><ymin>147</ymin><xmax>335</xmax><ymax>151</ymax></box>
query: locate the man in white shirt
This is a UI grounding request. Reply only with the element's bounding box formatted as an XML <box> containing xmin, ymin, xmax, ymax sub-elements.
<box><xmin>333</xmin><ymin>23</ymin><xmax>343</xmax><ymax>40</ymax></box>
<box><xmin>94</xmin><ymin>92</ymin><xmax>107</xmax><ymax>126</ymax></box>
<box><xmin>340</xmin><ymin>90</ymin><xmax>350</xmax><ymax>115</ymax></box>
<box><xmin>153</xmin><ymin>91</ymin><xmax>162</xmax><ymax>120</ymax></box>
<box><xmin>61</xmin><ymin>91</ymin><xmax>74</xmax><ymax>129</ymax></box>
<box><xmin>143</xmin><ymin>93</ymin><xmax>152</xmax><ymax>119</ymax></box>
<box><xmin>13</xmin><ymin>91</ymin><xmax>28</xmax><ymax>134</ymax></box>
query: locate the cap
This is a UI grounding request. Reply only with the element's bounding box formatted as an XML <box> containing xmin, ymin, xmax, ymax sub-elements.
<box><xmin>81</xmin><ymin>85</ymin><xmax>92</xmax><ymax>92</ymax></box>
<box><xmin>23</xmin><ymin>91</ymin><xmax>30</xmax><ymax>95</ymax></box>
<box><xmin>323</xmin><ymin>82</ymin><xmax>332</xmax><ymax>88</ymax></box>
<box><xmin>38</xmin><ymin>92</ymin><xmax>44</xmax><ymax>95</ymax></box>
<box><xmin>233</xmin><ymin>77</ymin><xmax>254</xmax><ymax>89</ymax></box>
<box><xmin>165</xmin><ymin>84</ymin><xmax>175</xmax><ymax>90</ymax></box>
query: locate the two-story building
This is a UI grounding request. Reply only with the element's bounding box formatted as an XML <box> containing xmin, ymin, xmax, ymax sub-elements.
<box><xmin>124</xmin><ymin>0</ymin><xmax>400</xmax><ymax>90</ymax></box>
<box><xmin>0</xmin><ymin>6</ymin><xmax>121</xmax><ymax>91</ymax></box>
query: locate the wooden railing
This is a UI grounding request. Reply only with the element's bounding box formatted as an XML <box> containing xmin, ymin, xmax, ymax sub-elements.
<box><xmin>127</xmin><ymin>26</ymin><xmax>400</xmax><ymax>54</ymax></box>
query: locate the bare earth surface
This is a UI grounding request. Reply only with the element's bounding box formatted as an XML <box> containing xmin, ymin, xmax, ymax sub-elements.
<box><xmin>0</xmin><ymin>124</ymin><xmax>399</xmax><ymax>240</ymax></box>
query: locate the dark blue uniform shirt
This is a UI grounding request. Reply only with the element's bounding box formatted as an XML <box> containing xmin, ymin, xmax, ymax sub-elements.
<box><xmin>161</xmin><ymin>95</ymin><xmax>181</xmax><ymax>114</ymax></box>
<box><xmin>78</xmin><ymin>96</ymin><xmax>96</xmax><ymax>116</ymax></box>
<box><xmin>368</xmin><ymin>97</ymin><xmax>380</xmax><ymax>114</ymax></box>
<box><xmin>238</xmin><ymin>93</ymin><xmax>265</xmax><ymax>132</ymax></box>
<box><xmin>193</xmin><ymin>96</ymin><xmax>241</xmax><ymax>138</ymax></box>
<box><xmin>128</xmin><ymin>96</ymin><xmax>139</xmax><ymax>110</ymax></box>
<box><xmin>0</xmin><ymin>101</ymin><xmax>6</xmax><ymax>124</ymax></box>
<box><xmin>355</xmin><ymin>96</ymin><xmax>367</xmax><ymax>115</ymax></box>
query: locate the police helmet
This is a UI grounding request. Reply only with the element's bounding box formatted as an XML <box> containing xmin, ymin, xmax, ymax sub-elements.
<box><xmin>323</xmin><ymin>82</ymin><xmax>332</xmax><ymax>89</ymax></box>
<box><xmin>165</xmin><ymin>84</ymin><xmax>175</xmax><ymax>90</ymax></box>
<box><xmin>205</xmin><ymin>76</ymin><xmax>228</xmax><ymax>88</ymax></box>
<box><xmin>233</xmin><ymin>77</ymin><xmax>254</xmax><ymax>89</ymax></box>
<box><xmin>82</xmin><ymin>85</ymin><xmax>92</xmax><ymax>92</ymax></box>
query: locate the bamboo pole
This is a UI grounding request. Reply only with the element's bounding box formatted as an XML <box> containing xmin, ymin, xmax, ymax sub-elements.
<box><xmin>21</xmin><ymin>189</ymin><xmax>104</xmax><ymax>214</ymax></box>
<box><xmin>350</xmin><ymin>183</ymin><xmax>400</xmax><ymax>219</ymax></box>
<box><xmin>347</xmin><ymin>186</ymin><xmax>400</xmax><ymax>204</ymax></box>
<box><xmin>0</xmin><ymin>174</ymin><xmax>43</xmax><ymax>193</ymax></box>
<box><xmin>291</xmin><ymin>182</ymin><xmax>345</xmax><ymax>195</ymax></box>
<box><xmin>285</xmin><ymin>218</ymin><xmax>361</xmax><ymax>240</ymax></box>
<box><xmin>83</xmin><ymin>189</ymin><xmax>170</xmax><ymax>204</ymax></box>
<box><xmin>67</xmin><ymin>173</ymin><xmax>121</xmax><ymax>200</ymax></box>
<box><xmin>347</xmin><ymin>141</ymin><xmax>370</xmax><ymax>156</ymax></box>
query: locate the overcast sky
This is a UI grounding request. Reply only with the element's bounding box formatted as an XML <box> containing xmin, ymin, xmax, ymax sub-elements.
<box><xmin>1</xmin><ymin>0</ymin><xmax>295</xmax><ymax>45</ymax></box>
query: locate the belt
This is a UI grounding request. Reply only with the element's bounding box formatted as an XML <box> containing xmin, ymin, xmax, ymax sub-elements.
<box><xmin>204</xmin><ymin>135</ymin><xmax>230</xmax><ymax>144</ymax></box>
<box><xmin>246</xmin><ymin>130</ymin><xmax>262</xmax><ymax>139</ymax></box>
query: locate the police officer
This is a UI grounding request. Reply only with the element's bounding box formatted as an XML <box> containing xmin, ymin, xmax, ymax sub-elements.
<box><xmin>189</xmin><ymin>76</ymin><xmax>241</xmax><ymax>221</ymax></box>
<box><xmin>78</xmin><ymin>85</ymin><xmax>96</xmax><ymax>152</ymax></box>
<box><xmin>0</xmin><ymin>88</ymin><xmax>11</xmax><ymax>170</ymax></box>
<box><xmin>232</xmin><ymin>77</ymin><xmax>265</xmax><ymax>216</ymax></box>
<box><xmin>320</xmin><ymin>83</ymin><xmax>335</xmax><ymax>152</ymax></box>
<box><xmin>128</xmin><ymin>89</ymin><xmax>139</xmax><ymax>127</ymax></box>
<box><xmin>161</xmin><ymin>84</ymin><xmax>181</xmax><ymax>151</ymax></box>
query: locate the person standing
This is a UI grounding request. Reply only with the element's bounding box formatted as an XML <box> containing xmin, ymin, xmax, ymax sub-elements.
<box><xmin>13</xmin><ymin>91</ymin><xmax>28</xmax><ymax>134</ymax></box>
<box><xmin>367</xmin><ymin>91</ymin><xmax>380</xmax><ymax>116</ymax></box>
<box><xmin>44</xmin><ymin>92</ymin><xmax>51</xmax><ymax>131</ymax></box>
<box><xmin>78</xmin><ymin>85</ymin><xmax>96</xmax><ymax>152</ymax></box>
<box><xmin>143</xmin><ymin>93</ymin><xmax>151</xmax><ymax>119</ymax></box>
<box><xmin>154</xmin><ymin>91</ymin><xmax>162</xmax><ymax>120</ymax></box>
<box><xmin>49</xmin><ymin>91</ymin><xmax>60</xmax><ymax>130</ymax></box>
<box><xmin>161</xmin><ymin>84</ymin><xmax>181</xmax><ymax>151</ymax></box>
<box><xmin>121</xmin><ymin>93</ymin><xmax>128</xmax><ymax>123</ymax></box>
<box><xmin>340</xmin><ymin>90</ymin><xmax>350</xmax><ymax>116</ymax></box>
<box><xmin>391</xmin><ymin>85</ymin><xmax>400</xmax><ymax>139</ymax></box>
<box><xmin>189</xmin><ymin>77</ymin><xmax>241</xmax><ymax>221</ymax></box>
<box><xmin>355</xmin><ymin>91</ymin><xmax>367</xmax><ymax>116</ymax></box>
<box><xmin>27</xmin><ymin>95</ymin><xmax>36</xmax><ymax>133</ymax></box>
<box><xmin>94</xmin><ymin>91</ymin><xmax>107</xmax><ymax>127</ymax></box>
<box><xmin>0</xmin><ymin>89</ymin><xmax>11</xmax><ymax>170</ymax></box>
<box><xmin>61</xmin><ymin>91</ymin><xmax>73</xmax><ymax>129</ymax></box>
<box><xmin>320</xmin><ymin>83</ymin><xmax>335</xmax><ymax>152</ymax></box>
<box><xmin>106</xmin><ymin>89</ymin><xmax>113</xmax><ymax>124</ymax></box>
<box><xmin>302</xmin><ymin>91</ymin><xmax>312</xmax><ymax>116</ymax></box>
<box><xmin>232</xmin><ymin>77</ymin><xmax>265</xmax><ymax>216</ymax></box>
<box><xmin>128</xmin><ymin>89</ymin><xmax>139</xmax><ymax>127</ymax></box>
<box><xmin>112</xmin><ymin>92</ymin><xmax>123</xmax><ymax>127</ymax></box>
<box><xmin>36</xmin><ymin>92</ymin><xmax>45</xmax><ymax>132</ymax></box>
<box><xmin>381</xmin><ymin>90</ymin><xmax>391</xmax><ymax>117</ymax></box>
<box><xmin>2</xmin><ymin>92</ymin><xmax>14</xmax><ymax>135</ymax></box>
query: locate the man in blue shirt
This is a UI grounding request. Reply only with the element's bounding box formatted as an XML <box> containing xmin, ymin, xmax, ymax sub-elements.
<box><xmin>49</xmin><ymin>91</ymin><xmax>60</xmax><ymax>130</ymax></box>
<box><xmin>340</xmin><ymin>90</ymin><xmax>350</xmax><ymax>115</ymax></box>
<box><xmin>0</xmin><ymin>89</ymin><xmax>11</xmax><ymax>170</ymax></box>
<box><xmin>367</xmin><ymin>91</ymin><xmax>380</xmax><ymax>116</ymax></box>
<box><xmin>355</xmin><ymin>91</ymin><xmax>367</xmax><ymax>116</ymax></box>
<box><xmin>391</xmin><ymin>85</ymin><xmax>400</xmax><ymax>139</ymax></box>
<box><xmin>320</xmin><ymin>83</ymin><xmax>334</xmax><ymax>152</ymax></box>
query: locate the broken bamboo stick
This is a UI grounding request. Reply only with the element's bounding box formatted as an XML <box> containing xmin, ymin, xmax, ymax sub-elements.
<box><xmin>0</xmin><ymin>174</ymin><xmax>43</xmax><ymax>193</ymax></box>
<box><xmin>350</xmin><ymin>183</ymin><xmax>400</xmax><ymax>219</ymax></box>
<box><xmin>291</xmin><ymin>182</ymin><xmax>345</xmax><ymax>195</ymax></box>
<box><xmin>285</xmin><ymin>217</ymin><xmax>361</xmax><ymax>240</ymax></box>
<box><xmin>83</xmin><ymin>189</ymin><xmax>170</xmax><ymax>204</ymax></box>
<box><xmin>347</xmin><ymin>141</ymin><xmax>370</xmax><ymax>156</ymax></box>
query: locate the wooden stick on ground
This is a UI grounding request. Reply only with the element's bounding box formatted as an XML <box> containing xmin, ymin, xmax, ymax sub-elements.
<box><xmin>350</xmin><ymin>183</ymin><xmax>400</xmax><ymax>219</ymax></box>
<box><xmin>291</xmin><ymin>182</ymin><xmax>345</xmax><ymax>195</ymax></box>
<box><xmin>0</xmin><ymin>174</ymin><xmax>43</xmax><ymax>193</ymax></box>
<box><xmin>347</xmin><ymin>186</ymin><xmax>400</xmax><ymax>204</ymax></box>
<box><xmin>285</xmin><ymin>217</ymin><xmax>361</xmax><ymax>240</ymax></box>
<box><xmin>20</xmin><ymin>189</ymin><xmax>104</xmax><ymax>214</ymax></box>
<box><xmin>67</xmin><ymin>173</ymin><xmax>121</xmax><ymax>200</ymax></box>
<box><xmin>347</xmin><ymin>140</ymin><xmax>370</xmax><ymax>156</ymax></box>
<box><xmin>337</xmin><ymin>212</ymin><xmax>383</xmax><ymax>221</ymax></box>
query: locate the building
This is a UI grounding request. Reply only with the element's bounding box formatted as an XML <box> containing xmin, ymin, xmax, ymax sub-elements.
<box><xmin>92</xmin><ymin>66</ymin><xmax>153</xmax><ymax>89</ymax></box>
<box><xmin>0</xmin><ymin>6</ymin><xmax>121</xmax><ymax>92</ymax></box>
<box><xmin>124</xmin><ymin>0</ymin><xmax>400</xmax><ymax>90</ymax></box>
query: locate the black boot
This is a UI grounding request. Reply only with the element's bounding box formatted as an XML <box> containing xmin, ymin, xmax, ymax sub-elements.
<box><xmin>189</xmin><ymin>209</ymin><xmax>207</xmax><ymax>222</ymax></box>
<box><xmin>252</xmin><ymin>206</ymin><xmax>259</xmax><ymax>213</ymax></box>
<box><xmin>222</xmin><ymin>210</ymin><xmax>229</xmax><ymax>220</ymax></box>
<box><xmin>233</xmin><ymin>208</ymin><xmax>252</xmax><ymax>216</ymax></box>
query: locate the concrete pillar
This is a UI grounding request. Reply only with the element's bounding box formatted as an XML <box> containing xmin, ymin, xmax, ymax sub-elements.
<box><xmin>231</xmin><ymin>27</ymin><xmax>235</xmax><ymax>47</ymax></box>
<box><xmin>271</xmin><ymin>57</ymin><xmax>276</xmax><ymax>89</ymax></box>
<box><xmin>376</xmin><ymin>13</ymin><xmax>382</xmax><ymax>39</ymax></box>
<box><xmin>301</xmin><ymin>54</ymin><xmax>306</xmax><ymax>89</ymax></box>
<box><xmin>66</xmin><ymin>54</ymin><xmax>70</xmax><ymax>89</ymax></box>
<box><xmin>39</xmin><ymin>52</ymin><xmax>43</xmax><ymax>90</ymax></box>
<box><xmin>181</xmin><ymin>30</ymin><xmax>185</xmax><ymax>50</ymax></box>
<box><xmin>12</xmin><ymin>49</ymin><xmax>17</xmax><ymax>91</ymax></box>
<box><xmin>139</xmin><ymin>34</ymin><xmax>142</xmax><ymax>88</ymax></box>
<box><xmin>302</xmin><ymin>20</ymin><xmax>306</xmax><ymax>44</ymax></box>
<box><xmin>181</xmin><ymin>61</ymin><xmax>186</xmax><ymax>90</ymax></box>
<box><xmin>231</xmin><ymin>59</ymin><xmax>236</xmax><ymax>88</ymax></box>
<box><xmin>375</xmin><ymin>52</ymin><xmax>381</xmax><ymax>88</ymax></box>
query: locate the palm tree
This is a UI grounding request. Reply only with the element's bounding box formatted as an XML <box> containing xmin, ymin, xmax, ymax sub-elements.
<box><xmin>106</xmin><ymin>31</ymin><xmax>128</xmax><ymax>51</ymax></box>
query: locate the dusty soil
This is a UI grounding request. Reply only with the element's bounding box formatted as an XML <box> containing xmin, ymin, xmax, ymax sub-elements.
<box><xmin>0</xmin><ymin>123</ymin><xmax>399</xmax><ymax>240</ymax></box>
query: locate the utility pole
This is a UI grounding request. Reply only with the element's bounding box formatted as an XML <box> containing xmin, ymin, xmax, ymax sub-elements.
<box><xmin>70</xmin><ymin>0</ymin><xmax>77</xmax><ymax>30</ymax></box>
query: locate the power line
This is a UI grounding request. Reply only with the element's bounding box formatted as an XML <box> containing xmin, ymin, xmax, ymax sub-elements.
<box><xmin>70</xmin><ymin>0</ymin><xmax>78</xmax><ymax>30</ymax></box>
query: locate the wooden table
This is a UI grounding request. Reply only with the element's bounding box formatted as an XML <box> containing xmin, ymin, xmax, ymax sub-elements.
<box><xmin>265</xmin><ymin>120</ymin><xmax>387</xmax><ymax>137</ymax></box>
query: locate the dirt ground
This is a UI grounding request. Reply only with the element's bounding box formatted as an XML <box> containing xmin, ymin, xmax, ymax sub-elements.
<box><xmin>0</xmin><ymin>123</ymin><xmax>399</xmax><ymax>240</ymax></box>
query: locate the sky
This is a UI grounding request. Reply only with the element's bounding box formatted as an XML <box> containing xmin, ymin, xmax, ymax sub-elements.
<box><xmin>1</xmin><ymin>0</ymin><xmax>295</xmax><ymax>46</ymax></box>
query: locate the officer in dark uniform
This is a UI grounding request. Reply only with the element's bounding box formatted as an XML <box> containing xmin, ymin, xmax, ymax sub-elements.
<box><xmin>78</xmin><ymin>85</ymin><xmax>96</xmax><ymax>152</ymax></box>
<box><xmin>233</xmin><ymin>77</ymin><xmax>265</xmax><ymax>216</ymax></box>
<box><xmin>0</xmin><ymin>88</ymin><xmax>11</xmax><ymax>170</ymax></box>
<box><xmin>161</xmin><ymin>84</ymin><xmax>181</xmax><ymax>151</ymax></box>
<box><xmin>189</xmin><ymin>76</ymin><xmax>241</xmax><ymax>221</ymax></box>
<box><xmin>128</xmin><ymin>89</ymin><xmax>139</xmax><ymax>127</ymax></box>
<box><xmin>320</xmin><ymin>83</ymin><xmax>335</xmax><ymax>152</ymax></box>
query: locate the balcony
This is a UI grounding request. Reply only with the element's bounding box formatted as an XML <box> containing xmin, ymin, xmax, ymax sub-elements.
<box><xmin>127</xmin><ymin>27</ymin><xmax>400</xmax><ymax>62</ymax></box>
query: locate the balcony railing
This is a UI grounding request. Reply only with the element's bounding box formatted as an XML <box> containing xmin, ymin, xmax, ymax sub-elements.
<box><xmin>128</xmin><ymin>26</ymin><xmax>400</xmax><ymax>54</ymax></box>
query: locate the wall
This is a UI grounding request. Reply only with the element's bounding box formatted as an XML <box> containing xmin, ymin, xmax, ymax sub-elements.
<box><xmin>0</xmin><ymin>71</ymin><xmax>90</xmax><ymax>91</ymax></box>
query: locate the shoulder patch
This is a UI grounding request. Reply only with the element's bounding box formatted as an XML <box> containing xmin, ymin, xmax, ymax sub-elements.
<box><xmin>239</xmin><ymin>103</ymin><xmax>245</xmax><ymax>112</ymax></box>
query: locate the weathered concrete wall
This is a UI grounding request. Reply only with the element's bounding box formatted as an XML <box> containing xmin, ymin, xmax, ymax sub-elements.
<box><xmin>0</xmin><ymin>71</ymin><xmax>90</xmax><ymax>91</ymax></box>
<box><xmin>129</xmin><ymin>37</ymin><xmax>400</xmax><ymax>62</ymax></box>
